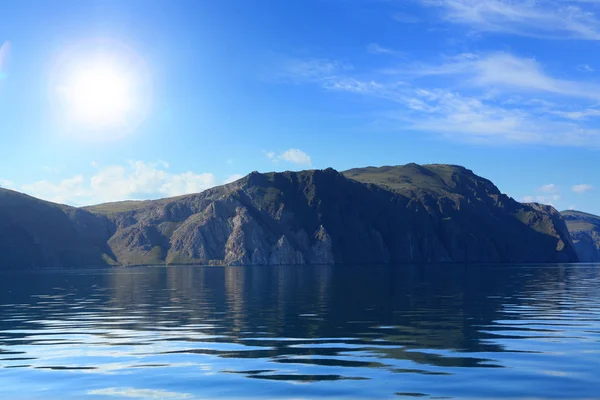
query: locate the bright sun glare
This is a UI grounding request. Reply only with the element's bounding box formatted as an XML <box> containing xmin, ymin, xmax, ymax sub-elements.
<box><xmin>64</xmin><ymin>64</ymin><xmax>132</xmax><ymax>128</ymax></box>
<box><xmin>50</xmin><ymin>41</ymin><xmax>151</xmax><ymax>140</ymax></box>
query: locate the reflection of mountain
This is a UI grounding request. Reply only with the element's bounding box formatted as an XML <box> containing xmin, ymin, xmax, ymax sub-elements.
<box><xmin>101</xmin><ymin>265</ymin><xmax>599</xmax><ymax>371</ymax></box>
<box><xmin>2</xmin><ymin>264</ymin><xmax>599</xmax><ymax>390</ymax></box>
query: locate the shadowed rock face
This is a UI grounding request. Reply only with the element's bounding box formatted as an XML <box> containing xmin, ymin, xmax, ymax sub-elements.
<box><xmin>0</xmin><ymin>164</ymin><xmax>580</xmax><ymax>269</ymax></box>
<box><xmin>343</xmin><ymin>164</ymin><xmax>578</xmax><ymax>264</ymax></box>
<box><xmin>561</xmin><ymin>210</ymin><xmax>600</xmax><ymax>262</ymax></box>
<box><xmin>0</xmin><ymin>188</ymin><xmax>115</xmax><ymax>269</ymax></box>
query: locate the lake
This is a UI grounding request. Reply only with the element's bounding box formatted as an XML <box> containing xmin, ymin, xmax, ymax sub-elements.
<box><xmin>0</xmin><ymin>264</ymin><xmax>599</xmax><ymax>399</ymax></box>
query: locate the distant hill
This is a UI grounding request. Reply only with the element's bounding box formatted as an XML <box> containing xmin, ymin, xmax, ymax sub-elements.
<box><xmin>0</xmin><ymin>188</ymin><xmax>116</xmax><ymax>269</ymax></box>
<box><xmin>561</xmin><ymin>210</ymin><xmax>600</xmax><ymax>262</ymax></box>
<box><xmin>0</xmin><ymin>164</ymin><xmax>580</xmax><ymax>269</ymax></box>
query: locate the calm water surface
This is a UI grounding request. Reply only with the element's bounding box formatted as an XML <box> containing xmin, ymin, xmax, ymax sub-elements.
<box><xmin>0</xmin><ymin>264</ymin><xmax>599</xmax><ymax>399</ymax></box>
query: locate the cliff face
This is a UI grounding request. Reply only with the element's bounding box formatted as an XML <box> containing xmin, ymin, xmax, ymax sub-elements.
<box><xmin>561</xmin><ymin>210</ymin><xmax>600</xmax><ymax>262</ymax></box>
<box><xmin>0</xmin><ymin>164</ymin><xmax>580</xmax><ymax>269</ymax></box>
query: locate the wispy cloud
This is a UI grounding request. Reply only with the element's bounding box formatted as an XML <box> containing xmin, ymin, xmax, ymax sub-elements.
<box><xmin>400</xmin><ymin>52</ymin><xmax>600</xmax><ymax>101</ymax></box>
<box><xmin>420</xmin><ymin>0</ymin><xmax>600</xmax><ymax>40</ymax></box>
<box><xmin>366</xmin><ymin>43</ymin><xmax>404</xmax><ymax>57</ymax></box>
<box><xmin>266</xmin><ymin>148</ymin><xmax>313</xmax><ymax>166</ymax></box>
<box><xmin>392</xmin><ymin>12</ymin><xmax>422</xmax><ymax>24</ymax></box>
<box><xmin>20</xmin><ymin>161</ymin><xmax>216</xmax><ymax>205</ymax></box>
<box><xmin>277</xmin><ymin>58</ymin><xmax>350</xmax><ymax>83</ymax></box>
<box><xmin>578</xmin><ymin>64</ymin><xmax>595</xmax><ymax>72</ymax></box>
<box><xmin>540</xmin><ymin>183</ymin><xmax>558</xmax><ymax>193</ymax></box>
<box><xmin>572</xmin><ymin>183</ymin><xmax>594</xmax><ymax>193</ymax></box>
<box><xmin>278</xmin><ymin>51</ymin><xmax>600</xmax><ymax>146</ymax></box>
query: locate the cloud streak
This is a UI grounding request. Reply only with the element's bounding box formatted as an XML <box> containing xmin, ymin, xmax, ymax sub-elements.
<box><xmin>420</xmin><ymin>0</ymin><xmax>600</xmax><ymax>40</ymax></box>
<box><xmin>278</xmin><ymin>51</ymin><xmax>600</xmax><ymax>146</ymax></box>
<box><xmin>399</xmin><ymin>52</ymin><xmax>600</xmax><ymax>101</ymax></box>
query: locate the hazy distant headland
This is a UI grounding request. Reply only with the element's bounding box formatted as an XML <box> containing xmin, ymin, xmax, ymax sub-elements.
<box><xmin>1</xmin><ymin>163</ymin><xmax>597</xmax><ymax>270</ymax></box>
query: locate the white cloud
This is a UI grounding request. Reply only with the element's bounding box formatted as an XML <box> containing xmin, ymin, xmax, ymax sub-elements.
<box><xmin>19</xmin><ymin>161</ymin><xmax>216</xmax><ymax>206</ymax></box>
<box><xmin>224</xmin><ymin>174</ymin><xmax>244</xmax><ymax>184</ymax></box>
<box><xmin>572</xmin><ymin>183</ymin><xmax>593</xmax><ymax>193</ymax></box>
<box><xmin>266</xmin><ymin>148</ymin><xmax>313</xmax><ymax>166</ymax></box>
<box><xmin>552</xmin><ymin>107</ymin><xmax>600</xmax><ymax>120</ymax></box>
<box><xmin>540</xmin><ymin>183</ymin><xmax>558</xmax><ymax>193</ymax></box>
<box><xmin>523</xmin><ymin>184</ymin><xmax>564</xmax><ymax>205</ymax></box>
<box><xmin>22</xmin><ymin>175</ymin><xmax>88</xmax><ymax>204</ymax></box>
<box><xmin>420</xmin><ymin>0</ymin><xmax>600</xmax><ymax>40</ymax></box>
<box><xmin>280</xmin><ymin>148</ymin><xmax>313</xmax><ymax>165</ymax></box>
<box><xmin>537</xmin><ymin>194</ymin><xmax>561</xmax><ymax>205</ymax></box>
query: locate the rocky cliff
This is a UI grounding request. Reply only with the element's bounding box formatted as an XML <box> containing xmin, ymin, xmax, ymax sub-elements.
<box><xmin>0</xmin><ymin>164</ymin><xmax>580</xmax><ymax>269</ymax></box>
<box><xmin>561</xmin><ymin>210</ymin><xmax>600</xmax><ymax>262</ymax></box>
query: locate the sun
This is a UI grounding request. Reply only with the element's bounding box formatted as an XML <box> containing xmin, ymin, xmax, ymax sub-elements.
<box><xmin>50</xmin><ymin>40</ymin><xmax>152</xmax><ymax>140</ymax></box>
<box><xmin>63</xmin><ymin>64</ymin><xmax>133</xmax><ymax>128</ymax></box>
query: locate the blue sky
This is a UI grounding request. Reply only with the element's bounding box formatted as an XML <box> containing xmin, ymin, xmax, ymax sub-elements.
<box><xmin>0</xmin><ymin>0</ymin><xmax>599</xmax><ymax>213</ymax></box>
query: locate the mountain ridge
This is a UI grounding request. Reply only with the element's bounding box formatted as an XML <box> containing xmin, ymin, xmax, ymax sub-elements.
<box><xmin>0</xmin><ymin>163</ymin><xmax>581</xmax><ymax>269</ymax></box>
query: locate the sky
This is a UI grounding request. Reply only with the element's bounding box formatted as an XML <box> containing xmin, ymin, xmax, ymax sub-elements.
<box><xmin>0</xmin><ymin>0</ymin><xmax>599</xmax><ymax>213</ymax></box>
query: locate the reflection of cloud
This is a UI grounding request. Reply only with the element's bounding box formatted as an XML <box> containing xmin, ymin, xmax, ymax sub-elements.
<box><xmin>88</xmin><ymin>387</ymin><xmax>193</xmax><ymax>399</ymax></box>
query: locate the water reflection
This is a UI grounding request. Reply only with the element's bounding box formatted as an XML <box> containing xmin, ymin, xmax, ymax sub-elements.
<box><xmin>0</xmin><ymin>264</ymin><xmax>599</xmax><ymax>399</ymax></box>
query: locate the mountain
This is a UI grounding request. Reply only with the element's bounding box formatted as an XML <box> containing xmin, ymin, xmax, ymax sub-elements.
<box><xmin>561</xmin><ymin>210</ymin><xmax>600</xmax><ymax>262</ymax></box>
<box><xmin>0</xmin><ymin>164</ymin><xmax>579</xmax><ymax>269</ymax></box>
<box><xmin>342</xmin><ymin>164</ymin><xmax>577</xmax><ymax>263</ymax></box>
<box><xmin>0</xmin><ymin>188</ymin><xmax>116</xmax><ymax>269</ymax></box>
